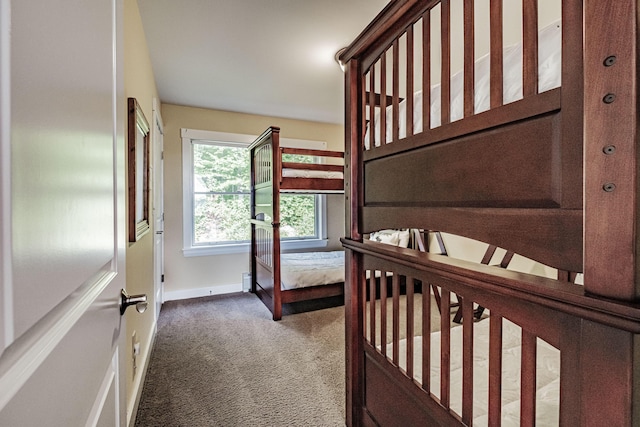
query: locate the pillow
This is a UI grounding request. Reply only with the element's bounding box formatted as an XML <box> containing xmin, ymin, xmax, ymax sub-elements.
<box><xmin>369</xmin><ymin>229</ymin><xmax>400</xmax><ymax>246</ymax></box>
<box><xmin>369</xmin><ymin>229</ymin><xmax>410</xmax><ymax>248</ymax></box>
<box><xmin>397</xmin><ymin>229</ymin><xmax>410</xmax><ymax>248</ymax></box>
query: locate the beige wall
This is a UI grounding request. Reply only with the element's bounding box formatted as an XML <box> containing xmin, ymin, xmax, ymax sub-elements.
<box><xmin>121</xmin><ymin>2</ymin><xmax>346</xmax><ymax>420</ymax></box>
<box><xmin>161</xmin><ymin>103</ymin><xmax>345</xmax><ymax>296</ymax></box>
<box><xmin>124</xmin><ymin>0</ymin><xmax>159</xmax><ymax>423</ymax></box>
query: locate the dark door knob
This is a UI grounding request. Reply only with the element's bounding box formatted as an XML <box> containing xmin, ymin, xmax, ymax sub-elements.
<box><xmin>120</xmin><ymin>289</ymin><xmax>148</xmax><ymax>315</ymax></box>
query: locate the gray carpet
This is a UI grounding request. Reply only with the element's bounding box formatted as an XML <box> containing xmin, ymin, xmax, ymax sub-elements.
<box><xmin>134</xmin><ymin>293</ymin><xmax>346</xmax><ymax>426</ymax></box>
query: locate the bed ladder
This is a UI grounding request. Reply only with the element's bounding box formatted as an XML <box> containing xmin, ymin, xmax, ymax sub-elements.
<box><xmin>415</xmin><ymin>230</ymin><xmax>513</xmax><ymax>323</ymax></box>
<box><xmin>417</xmin><ymin>230</ymin><xmax>581</xmax><ymax>323</ymax></box>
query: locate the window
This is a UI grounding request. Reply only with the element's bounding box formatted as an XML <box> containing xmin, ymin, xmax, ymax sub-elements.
<box><xmin>192</xmin><ymin>141</ymin><xmax>251</xmax><ymax>245</ymax></box>
<box><xmin>182</xmin><ymin>129</ymin><xmax>328</xmax><ymax>256</ymax></box>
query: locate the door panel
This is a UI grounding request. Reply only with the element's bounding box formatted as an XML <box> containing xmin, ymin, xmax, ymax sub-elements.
<box><xmin>0</xmin><ymin>0</ymin><xmax>10</xmax><ymax>353</ymax></box>
<box><xmin>92</xmin><ymin>352</ymin><xmax>119</xmax><ymax>427</ymax></box>
<box><xmin>0</xmin><ymin>291</ymin><xmax>121</xmax><ymax>425</ymax></box>
<box><xmin>10</xmin><ymin>0</ymin><xmax>117</xmax><ymax>339</ymax></box>
<box><xmin>0</xmin><ymin>0</ymin><xmax>125</xmax><ymax>425</ymax></box>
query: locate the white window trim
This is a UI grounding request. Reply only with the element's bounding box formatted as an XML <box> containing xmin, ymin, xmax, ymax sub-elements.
<box><xmin>181</xmin><ymin>128</ymin><xmax>329</xmax><ymax>257</ymax></box>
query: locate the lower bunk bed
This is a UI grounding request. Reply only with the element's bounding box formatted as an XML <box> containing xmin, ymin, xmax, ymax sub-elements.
<box><xmin>252</xmin><ymin>245</ymin><xmax>345</xmax><ymax>321</ymax></box>
<box><xmin>342</xmin><ymin>239</ymin><xmax>640</xmax><ymax>426</ymax></box>
<box><xmin>387</xmin><ymin>308</ymin><xmax>560</xmax><ymax>426</ymax></box>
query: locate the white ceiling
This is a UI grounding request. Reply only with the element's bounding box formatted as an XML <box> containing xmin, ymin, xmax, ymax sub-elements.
<box><xmin>137</xmin><ymin>0</ymin><xmax>390</xmax><ymax>124</ymax></box>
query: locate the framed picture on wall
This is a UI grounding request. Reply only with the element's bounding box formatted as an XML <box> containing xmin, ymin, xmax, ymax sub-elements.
<box><xmin>128</xmin><ymin>97</ymin><xmax>150</xmax><ymax>242</ymax></box>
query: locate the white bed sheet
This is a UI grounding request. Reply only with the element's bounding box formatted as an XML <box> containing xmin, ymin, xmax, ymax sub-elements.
<box><xmin>389</xmin><ymin>317</ymin><xmax>560</xmax><ymax>426</ymax></box>
<box><xmin>366</xmin><ymin>20</ymin><xmax>562</xmax><ymax>148</ymax></box>
<box><xmin>280</xmin><ymin>251</ymin><xmax>345</xmax><ymax>290</ymax></box>
<box><xmin>281</xmin><ymin>168</ymin><xmax>343</xmax><ymax>179</ymax></box>
<box><xmin>280</xmin><ymin>233</ymin><xmax>412</xmax><ymax>291</ymax></box>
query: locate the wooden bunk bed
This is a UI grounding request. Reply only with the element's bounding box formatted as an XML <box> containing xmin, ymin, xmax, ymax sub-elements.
<box><xmin>340</xmin><ymin>1</ymin><xmax>640</xmax><ymax>426</ymax></box>
<box><xmin>249</xmin><ymin>126</ymin><xmax>345</xmax><ymax>320</ymax></box>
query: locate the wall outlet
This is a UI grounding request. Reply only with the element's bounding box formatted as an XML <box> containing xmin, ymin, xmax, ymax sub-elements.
<box><xmin>132</xmin><ymin>331</ymin><xmax>139</xmax><ymax>378</ymax></box>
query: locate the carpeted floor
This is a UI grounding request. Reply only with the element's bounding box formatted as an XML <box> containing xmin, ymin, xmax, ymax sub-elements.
<box><xmin>134</xmin><ymin>293</ymin><xmax>346</xmax><ymax>426</ymax></box>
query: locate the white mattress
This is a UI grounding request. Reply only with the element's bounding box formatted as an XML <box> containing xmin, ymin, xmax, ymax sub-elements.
<box><xmin>366</xmin><ymin>20</ymin><xmax>562</xmax><ymax>148</ymax></box>
<box><xmin>282</xmin><ymin>168</ymin><xmax>343</xmax><ymax>179</ymax></box>
<box><xmin>389</xmin><ymin>317</ymin><xmax>560</xmax><ymax>426</ymax></box>
<box><xmin>280</xmin><ymin>251</ymin><xmax>345</xmax><ymax>290</ymax></box>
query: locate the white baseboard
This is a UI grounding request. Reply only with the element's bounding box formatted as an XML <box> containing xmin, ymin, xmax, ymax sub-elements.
<box><xmin>163</xmin><ymin>283</ymin><xmax>242</xmax><ymax>302</ymax></box>
<box><xmin>127</xmin><ymin>322</ymin><xmax>156</xmax><ymax>427</ymax></box>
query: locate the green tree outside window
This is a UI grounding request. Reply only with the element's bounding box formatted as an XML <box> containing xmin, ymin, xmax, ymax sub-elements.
<box><xmin>192</xmin><ymin>142</ymin><xmax>317</xmax><ymax>245</ymax></box>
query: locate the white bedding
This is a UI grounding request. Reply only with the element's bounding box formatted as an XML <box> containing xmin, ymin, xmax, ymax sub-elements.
<box><xmin>389</xmin><ymin>317</ymin><xmax>560</xmax><ymax>426</ymax></box>
<box><xmin>281</xmin><ymin>168</ymin><xmax>343</xmax><ymax>179</ymax></box>
<box><xmin>366</xmin><ymin>20</ymin><xmax>562</xmax><ymax>148</ymax></box>
<box><xmin>280</xmin><ymin>230</ymin><xmax>412</xmax><ymax>290</ymax></box>
<box><xmin>280</xmin><ymin>251</ymin><xmax>345</xmax><ymax>290</ymax></box>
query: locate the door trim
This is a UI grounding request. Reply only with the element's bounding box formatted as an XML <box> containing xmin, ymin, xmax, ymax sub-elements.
<box><xmin>152</xmin><ymin>97</ymin><xmax>164</xmax><ymax>313</ymax></box>
<box><xmin>0</xmin><ymin>0</ymin><xmax>13</xmax><ymax>352</ymax></box>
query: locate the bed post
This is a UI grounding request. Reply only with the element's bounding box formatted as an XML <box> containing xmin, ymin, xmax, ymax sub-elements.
<box><xmin>250</xmin><ymin>141</ymin><xmax>257</xmax><ymax>294</ymax></box>
<box><xmin>583</xmin><ymin>1</ymin><xmax>640</xmax><ymax>424</ymax></box>
<box><xmin>271</xmin><ymin>128</ymin><xmax>283</xmax><ymax>320</ymax></box>
<box><xmin>583</xmin><ymin>0</ymin><xmax>640</xmax><ymax>301</ymax></box>
<box><xmin>343</xmin><ymin>55</ymin><xmax>365</xmax><ymax>427</ymax></box>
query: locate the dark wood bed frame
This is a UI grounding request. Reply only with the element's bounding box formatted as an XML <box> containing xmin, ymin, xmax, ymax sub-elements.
<box><xmin>340</xmin><ymin>0</ymin><xmax>640</xmax><ymax>425</ymax></box>
<box><xmin>249</xmin><ymin>126</ymin><xmax>345</xmax><ymax>320</ymax></box>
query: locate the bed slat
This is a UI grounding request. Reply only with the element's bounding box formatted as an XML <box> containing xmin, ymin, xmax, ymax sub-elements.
<box><xmin>406</xmin><ymin>26</ymin><xmax>414</xmax><ymax>137</ymax></box>
<box><xmin>369</xmin><ymin>272</ymin><xmax>377</xmax><ymax>347</ymax></box>
<box><xmin>369</xmin><ymin>69</ymin><xmax>376</xmax><ymax>148</ymax></box>
<box><xmin>280</xmin><ymin>147</ymin><xmax>342</xmax><ymax>158</ymax></box>
<box><xmin>490</xmin><ymin>0</ymin><xmax>503</xmax><ymax>108</ymax></box>
<box><xmin>422</xmin><ymin>10</ymin><xmax>431</xmax><ymax>131</ymax></box>
<box><xmin>461</xmin><ymin>299</ymin><xmax>474</xmax><ymax>424</ymax></box>
<box><xmin>406</xmin><ymin>276</ymin><xmax>415</xmax><ymax>378</ymax></box>
<box><xmin>380</xmin><ymin>52</ymin><xmax>387</xmax><ymax>146</ymax></box>
<box><xmin>392</xmin><ymin>39</ymin><xmax>400</xmax><ymax>141</ymax></box>
<box><xmin>441</xmin><ymin>0</ymin><xmax>451</xmax><ymax>125</ymax></box>
<box><xmin>281</xmin><ymin>162</ymin><xmax>343</xmax><ymax>172</ymax></box>
<box><xmin>463</xmin><ymin>0</ymin><xmax>474</xmax><ymax>118</ymax></box>
<box><xmin>392</xmin><ymin>273</ymin><xmax>400</xmax><ymax>365</ymax></box>
<box><xmin>362</xmin><ymin>268</ymin><xmax>369</xmax><ymax>348</ymax></box>
<box><xmin>422</xmin><ymin>281</ymin><xmax>431</xmax><ymax>392</ymax></box>
<box><xmin>440</xmin><ymin>288</ymin><xmax>451</xmax><ymax>408</ymax></box>
<box><xmin>522</xmin><ymin>0</ymin><xmax>539</xmax><ymax>97</ymax></box>
<box><xmin>521</xmin><ymin>330</ymin><xmax>537</xmax><ymax>427</ymax></box>
<box><xmin>488</xmin><ymin>314</ymin><xmax>503</xmax><ymax>425</ymax></box>
<box><xmin>380</xmin><ymin>271</ymin><xmax>387</xmax><ymax>358</ymax></box>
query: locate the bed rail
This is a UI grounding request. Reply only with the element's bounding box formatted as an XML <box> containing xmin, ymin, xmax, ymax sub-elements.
<box><xmin>249</xmin><ymin>126</ymin><xmax>345</xmax><ymax>194</ymax></box>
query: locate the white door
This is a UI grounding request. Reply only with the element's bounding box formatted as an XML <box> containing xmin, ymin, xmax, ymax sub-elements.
<box><xmin>152</xmin><ymin>100</ymin><xmax>165</xmax><ymax>320</ymax></box>
<box><xmin>0</xmin><ymin>0</ymin><xmax>129</xmax><ymax>425</ymax></box>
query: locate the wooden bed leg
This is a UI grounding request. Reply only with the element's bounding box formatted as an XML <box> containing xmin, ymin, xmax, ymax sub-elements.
<box><xmin>345</xmin><ymin>249</ymin><xmax>364</xmax><ymax>427</ymax></box>
<box><xmin>272</xmin><ymin>305</ymin><xmax>282</xmax><ymax>321</ymax></box>
<box><xmin>344</xmin><ymin>52</ymin><xmax>364</xmax><ymax>426</ymax></box>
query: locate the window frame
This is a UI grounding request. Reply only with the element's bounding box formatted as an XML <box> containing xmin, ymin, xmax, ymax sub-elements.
<box><xmin>181</xmin><ymin>128</ymin><xmax>328</xmax><ymax>257</ymax></box>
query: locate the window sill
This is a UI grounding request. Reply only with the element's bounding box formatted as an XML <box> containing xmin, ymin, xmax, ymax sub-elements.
<box><xmin>183</xmin><ymin>238</ymin><xmax>329</xmax><ymax>257</ymax></box>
